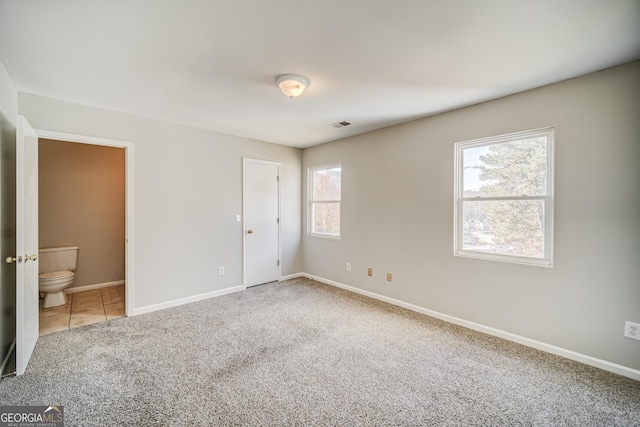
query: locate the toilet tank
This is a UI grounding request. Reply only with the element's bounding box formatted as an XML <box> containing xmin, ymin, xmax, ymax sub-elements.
<box><xmin>38</xmin><ymin>246</ymin><xmax>79</xmax><ymax>274</ymax></box>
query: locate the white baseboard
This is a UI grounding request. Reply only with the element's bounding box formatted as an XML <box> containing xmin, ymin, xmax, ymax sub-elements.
<box><xmin>280</xmin><ymin>272</ymin><xmax>305</xmax><ymax>281</ymax></box>
<box><xmin>132</xmin><ymin>275</ymin><xmax>302</xmax><ymax>318</ymax></box>
<box><xmin>298</xmin><ymin>273</ymin><xmax>640</xmax><ymax>382</ymax></box>
<box><xmin>65</xmin><ymin>280</ymin><xmax>125</xmax><ymax>294</ymax></box>
<box><xmin>1</xmin><ymin>338</ymin><xmax>16</xmax><ymax>377</ymax></box>
<box><xmin>132</xmin><ymin>285</ymin><xmax>245</xmax><ymax>316</ymax></box>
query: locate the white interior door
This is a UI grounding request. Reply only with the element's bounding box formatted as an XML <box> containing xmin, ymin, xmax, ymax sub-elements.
<box><xmin>14</xmin><ymin>115</ymin><xmax>39</xmax><ymax>375</ymax></box>
<box><xmin>243</xmin><ymin>159</ymin><xmax>279</xmax><ymax>287</ymax></box>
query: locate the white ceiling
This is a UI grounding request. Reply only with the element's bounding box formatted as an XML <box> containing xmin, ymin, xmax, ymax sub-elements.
<box><xmin>1</xmin><ymin>1</ymin><xmax>639</xmax><ymax>148</ymax></box>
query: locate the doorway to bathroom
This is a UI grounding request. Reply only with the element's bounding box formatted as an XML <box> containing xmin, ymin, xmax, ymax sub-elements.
<box><xmin>37</xmin><ymin>130</ymin><xmax>133</xmax><ymax>333</ymax></box>
<box><xmin>7</xmin><ymin>125</ymin><xmax>133</xmax><ymax>375</ymax></box>
<box><xmin>36</xmin><ymin>135</ymin><xmax>130</xmax><ymax>335</ymax></box>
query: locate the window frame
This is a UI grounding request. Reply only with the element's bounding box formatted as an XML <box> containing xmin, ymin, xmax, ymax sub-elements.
<box><xmin>454</xmin><ymin>128</ymin><xmax>555</xmax><ymax>267</ymax></box>
<box><xmin>308</xmin><ymin>163</ymin><xmax>342</xmax><ymax>240</ymax></box>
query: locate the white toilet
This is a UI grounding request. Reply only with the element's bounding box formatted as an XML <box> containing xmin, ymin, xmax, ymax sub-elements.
<box><xmin>39</xmin><ymin>246</ymin><xmax>79</xmax><ymax>308</ymax></box>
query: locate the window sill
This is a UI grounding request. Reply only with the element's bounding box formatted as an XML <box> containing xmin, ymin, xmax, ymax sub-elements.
<box><xmin>308</xmin><ymin>233</ymin><xmax>341</xmax><ymax>241</ymax></box>
<box><xmin>455</xmin><ymin>250</ymin><xmax>553</xmax><ymax>268</ymax></box>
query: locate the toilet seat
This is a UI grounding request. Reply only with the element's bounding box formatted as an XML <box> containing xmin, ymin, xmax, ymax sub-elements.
<box><xmin>39</xmin><ymin>270</ymin><xmax>74</xmax><ymax>282</ymax></box>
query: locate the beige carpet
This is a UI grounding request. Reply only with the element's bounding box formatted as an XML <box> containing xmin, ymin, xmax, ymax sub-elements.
<box><xmin>0</xmin><ymin>278</ymin><xmax>639</xmax><ymax>426</ymax></box>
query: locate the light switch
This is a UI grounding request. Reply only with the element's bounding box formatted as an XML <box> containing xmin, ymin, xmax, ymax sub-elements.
<box><xmin>235</xmin><ymin>214</ymin><xmax>241</xmax><ymax>223</ymax></box>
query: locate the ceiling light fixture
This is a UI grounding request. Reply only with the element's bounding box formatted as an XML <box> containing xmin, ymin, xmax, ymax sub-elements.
<box><xmin>276</xmin><ymin>74</ymin><xmax>310</xmax><ymax>99</ymax></box>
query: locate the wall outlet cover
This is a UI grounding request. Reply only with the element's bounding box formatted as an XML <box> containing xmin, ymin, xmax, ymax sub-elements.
<box><xmin>624</xmin><ymin>321</ymin><xmax>640</xmax><ymax>341</ymax></box>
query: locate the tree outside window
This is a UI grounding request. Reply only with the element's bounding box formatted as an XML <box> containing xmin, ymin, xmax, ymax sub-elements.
<box><xmin>309</xmin><ymin>165</ymin><xmax>341</xmax><ymax>238</ymax></box>
<box><xmin>455</xmin><ymin>129</ymin><xmax>554</xmax><ymax>267</ymax></box>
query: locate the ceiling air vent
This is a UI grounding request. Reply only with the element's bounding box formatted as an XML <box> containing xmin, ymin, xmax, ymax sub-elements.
<box><xmin>331</xmin><ymin>121</ymin><xmax>351</xmax><ymax>128</ymax></box>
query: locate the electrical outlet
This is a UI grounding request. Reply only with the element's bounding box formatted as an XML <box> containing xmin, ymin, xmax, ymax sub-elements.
<box><xmin>624</xmin><ymin>321</ymin><xmax>640</xmax><ymax>341</ymax></box>
<box><xmin>346</xmin><ymin>262</ymin><xmax>351</xmax><ymax>272</ymax></box>
<box><xmin>218</xmin><ymin>266</ymin><xmax>224</xmax><ymax>276</ymax></box>
<box><xmin>367</xmin><ymin>268</ymin><xmax>373</xmax><ymax>277</ymax></box>
<box><xmin>386</xmin><ymin>273</ymin><xmax>392</xmax><ymax>282</ymax></box>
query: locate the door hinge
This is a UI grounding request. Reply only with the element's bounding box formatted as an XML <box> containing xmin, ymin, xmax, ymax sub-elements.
<box><xmin>276</xmin><ymin>175</ymin><xmax>279</xmax><ymax>182</ymax></box>
<box><xmin>277</xmin><ymin>260</ymin><xmax>280</xmax><ymax>266</ymax></box>
<box><xmin>276</xmin><ymin>218</ymin><xmax>279</xmax><ymax>224</ymax></box>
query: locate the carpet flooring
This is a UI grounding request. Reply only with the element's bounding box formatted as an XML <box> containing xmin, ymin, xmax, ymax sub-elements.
<box><xmin>1</xmin><ymin>278</ymin><xmax>639</xmax><ymax>426</ymax></box>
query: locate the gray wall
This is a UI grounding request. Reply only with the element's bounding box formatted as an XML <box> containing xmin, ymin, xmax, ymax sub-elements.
<box><xmin>19</xmin><ymin>94</ymin><xmax>303</xmax><ymax>309</ymax></box>
<box><xmin>302</xmin><ymin>61</ymin><xmax>640</xmax><ymax>371</ymax></box>
<box><xmin>0</xmin><ymin>60</ymin><xmax>16</xmax><ymax>369</ymax></box>
<box><xmin>13</xmin><ymin>61</ymin><xmax>640</xmax><ymax>374</ymax></box>
<box><xmin>39</xmin><ymin>139</ymin><xmax>125</xmax><ymax>289</ymax></box>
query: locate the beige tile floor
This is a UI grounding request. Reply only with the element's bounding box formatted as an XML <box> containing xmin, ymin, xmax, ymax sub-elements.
<box><xmin>39</xmin><ymin>285</ymin><xmax>125</xmax><ymax>335</ymax></box>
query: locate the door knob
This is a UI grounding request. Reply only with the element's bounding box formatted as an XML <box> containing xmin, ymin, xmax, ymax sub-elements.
<box><xmin>25</xmin><ymin>254</ymin><xmax>38</xmax><ymax>262</ymax></box>
<box><xmin>5</xmin><ymin>256</ymin><xmax>22</xmax><ymax>264</ymax></box>
<box><xmin>247</xmin><ymin>229</ymin><xmax>254</xmax><ymax>234</ymax></box>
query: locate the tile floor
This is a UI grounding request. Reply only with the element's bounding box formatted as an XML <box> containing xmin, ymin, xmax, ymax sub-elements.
<box><xmin>39</xmin><ymin>285</ymin><xmax>125</xmax><ymax>335</ymax></box>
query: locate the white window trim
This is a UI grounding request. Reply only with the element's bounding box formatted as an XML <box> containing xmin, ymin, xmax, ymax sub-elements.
<box><xmin>454</xmin><ymin>128</ymin><xmax>555</xmax><ymax>267</ymax></box>
<box><xmin>308</xmin><ymin>163</ymin><xmax>341</xmax><ymax>240</ymax></box>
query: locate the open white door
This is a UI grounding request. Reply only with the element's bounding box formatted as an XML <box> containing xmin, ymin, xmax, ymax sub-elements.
<box><xmin>13</xmin><ymin>116</ymin><xmax>39</xmax><ymax>375</ymax></box>
<box><xmin>243</xmin><ymin>159</ymin><xmax>280</xmax><ymax>287</ymax></box>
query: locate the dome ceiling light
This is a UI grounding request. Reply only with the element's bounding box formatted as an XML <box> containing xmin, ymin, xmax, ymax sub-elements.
<box><xmin>276</xmin><ymin>74</ymin><xmax>310</xmax><ymax>99</ymax></box>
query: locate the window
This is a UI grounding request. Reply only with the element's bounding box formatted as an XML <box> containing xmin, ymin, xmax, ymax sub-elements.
<box><xmin>454</xmin><ymin>128</ymin><xmax>554</xmax><ymax>267</ymax></box>
<box><xmin>308</xmin><ymin>164</ymin><xmax>341</xmax><ymax>239</ymax></box>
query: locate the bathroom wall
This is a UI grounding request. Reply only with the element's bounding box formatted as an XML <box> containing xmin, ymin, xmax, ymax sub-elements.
<box><xmin>39</xmin><ymin>139</ymin><xmax>125</xmax><ymax>289</ymax></box>
<box><xmin>0</xmin><ymin>59</ymin><xmax>17</xmax><ymax>370</ymax></box>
